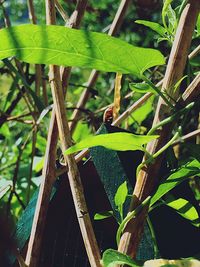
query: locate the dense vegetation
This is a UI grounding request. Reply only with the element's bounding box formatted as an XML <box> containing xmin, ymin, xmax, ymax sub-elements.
<box><xmin>0</xmin><ymin>0</ymin><xmax>200</xmax><ymax>266</ymax></box>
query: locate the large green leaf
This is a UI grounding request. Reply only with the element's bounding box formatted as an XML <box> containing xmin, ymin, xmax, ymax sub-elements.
<box><xmin>101</xmin><ymin>249</ymin><xmax>142</xmax><ymax>267</ymax></box>
<box><xmin>165</xmin><ymin>198</ymin><xmax>200</xmax><ymax>227</ymax></box>
<box><xmin>65</xmin><ymin>132</ymin><xmax>159</xmax><ymax>155</ymax></box>
<box><xmin>150</xmin><ymin>159</ymin><xmax>200</xmax><ymax>206</ymax></box>
<box><xmin>0</xmin><ymin>24</ymin><xmax>165</xmax><ymax>77</ymax></box>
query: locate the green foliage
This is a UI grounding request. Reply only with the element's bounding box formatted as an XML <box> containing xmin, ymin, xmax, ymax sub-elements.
<box><xmin>101</xmin><ymin>249</ymin><xmax>142</xmax><ymax>267</ymax></box>
<box><xmin>150</xmin><ymin>159</ymin><xmax>200</xmax><ymax>206</ymax></box>
<box><xmin>0</xmin><ymin>25</ymin><xmax>165</xmax><ymax>77</ymax></box>
<box><xmin>65</xmin><ymin>132</ymin><xmax>159</xmax><ymax>155</ymax></box>
<box><xmin>165</xmin><ymin>197</ymin><xmax>200</xmax><ymax>227</ymax></box>
<box><xmin>94</xmin><ymin>211</ymin><xmax>113</xmax><ymax>220</ymax></box>
<box><xmin>129</xmin><ymin>82</ymin><xmax>155</xmax><ymax>94</ymax></box>
<box><xmin>135</xmin><ymin>20</ymin><xmax>167</xmax><ymax>37</ymax></box>
<box><xmin>162</xmin><ymin>0</ymin><xmax>177</xmax><ymax>34</ymax></box>
<box><xmin>114</xmin><ymin>181</ymin><xmax>128</xmax><ymax>221</ymax></box>
<box><xmin>197</xmin><ymin>14</ymin><xmax>200</xmax><ymax>36</ymax></box>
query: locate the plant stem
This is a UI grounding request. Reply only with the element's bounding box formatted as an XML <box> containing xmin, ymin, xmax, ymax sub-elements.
<box><xmin>116</xmin><ymin>196</ymin><xmax>151</xmax><ymax>245</ymax></box>
<box><xmin>136</xmin><ymin>129</ymin><xmax>181</xmax><ymax>177</ymax></box>
<box><xmin>142</xmin><ymin>75</ymin><xmax>174</xmax><ymax>109</ymax></box>
<box><xmin>147</xmin><ymin>102</ymin><xmax>194</xmax><ymax>136</ymax></box>
<box><xmin>146</xmin><ymin>216</ymin><xmax>160</xmax><ymax>258</ymax></box>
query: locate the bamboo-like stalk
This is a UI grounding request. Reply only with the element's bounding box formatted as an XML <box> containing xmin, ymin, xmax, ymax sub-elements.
<box><xmin>45</xmin><ymin>1</ymin><xmax>101</xmax><ymax>266</ymax></box>
<box><xmin>181</xmin><ymin>72</ymin><xmax>200</xmax><ymax>104</ymax></box>
<box><xmin>118</xmin><ymin>0</ymin><xmax>200</xmax><ymax>259</ymax></box>
<box><xmin>69</xmin><ymin>0</ymin><xmax>131</xmax><ymax>133</ymax></box>
<box><xmin>25</xmin><ymin>1</ymin><xmax>88</xmax><ymax>267</ymax></box>
<box><xmin>55</xmin><ymin>0</ymin><xmax>69</xmax><ymax>22</ymax></box>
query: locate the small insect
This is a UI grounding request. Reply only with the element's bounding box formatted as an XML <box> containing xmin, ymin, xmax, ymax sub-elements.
<box><xmin>103</xmin><ymin>106</ymin><xmax>113</xmax><ymax>124</ymax></box>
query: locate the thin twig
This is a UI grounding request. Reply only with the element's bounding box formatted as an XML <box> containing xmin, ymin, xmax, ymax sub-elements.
<box><xmin>173</xmin><ymin>128</ymin><xmax>200</xmax><ymax>146</ymax></box>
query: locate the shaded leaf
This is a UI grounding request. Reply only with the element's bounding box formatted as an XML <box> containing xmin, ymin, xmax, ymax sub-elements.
<box><xmin>65</xmin><ymin>133</ymin><xmax>159</xmax><ymax>155</ymax></box>
<box><xmin>114</xmin><ymin>181</ymin><xmax>128</xmax><ymax>207</ymax></box>
<box><xmin>135</xmin><ymin>20</ymin><xmax>167</xmax><ymax>37</ymax></box>
<box><xmin>73</xmin><ymin>121</ymin><xmax>92</xmax><ymax>143</ymax></box>
<box><xmin>165</xmin><ymin>198</ymin><xmax>200</xmax><ymax>227</ymax></box>
<box><xmin>129</xmin><ymin>82</ymin><xmax>155</xmax><ymax>93</ymax></box>
<box><xmin>128</xmin><ymin>95</ymin><xmax>154</xmax><ymax>125</ymax></box>
<box><xmin>101</xmin><ymin>249</ymin><xmax>142</xmax><ymax>267</ymax></box>
<box><xmin>150</xmin><ymin>159</ymin><xmax>200</xmax><ymax>206</ymax></box>
<box><xmin>0</xmin><ymin>25</ymin><xmax>165</xmax><ymax>77</ymax></box>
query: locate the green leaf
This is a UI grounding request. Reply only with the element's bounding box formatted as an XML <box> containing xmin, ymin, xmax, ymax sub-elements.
<box><xmin>162</xmin><ymin>0</ymin><xmax>173</xmax><ymax>24</ymax></box>
<box><xmin>162</xmin><ymin>0</ymin><xmax>177</xmax><ymax>33</ymax></box>
<box><xmin>150</xmin><ymin>159</ymin><xmax>200</xmax><ymax>206</ymax></box>
<box><xmin>0</xmin><ymin>24</ymin><xmax>165</xmax><ymax>77</ymax></box>
<box><xmin>73</xmin><ymin>121</ymin><xmax>92</xmax><ymax>143</ymax></box>
<box><xmin>197</xmin><ymin>14</ymin><xmax>200</xmax><ymax>35</ymax></box>
<box><xmin>167</xmin><ymin>4</ymin><xmax>177</xmax><ymax>33</ymax></box>
<box><xmin>129</xmin><ymin>82</ymin><xmax>155</xmax><ymax>93</ymax></box>
<box><xmin>128</xmin><ymin>95</ymin><xmax>154</xmax><ymax>125</ymax></box>
<box><xmin>165</xmin><ymin>198</ymin><xmax>200</xmax><ymax>227</ymax></box>
<box><xmin>101</xmin><ymin>249</ymin><xmax>142</xmax><ymax>267</ymax></box>
<box><xmin>114</xmin><ymin>181</ymin><xmax>128</xmax><ymax>208</ymax></box>
<box><xmin>65</xmin><ymin>132</ymin><xmax>159</xmax><ymax>155</ymax></box>
<box><xmin>135</xmin><ymin>20</ymin><xmax>167</xmax><ymax>37</ymax></box>
<box><xmin>94</xmin><ymin>211</ymin><xmax>113</xmax><ymax>220</ymax></box>
<box><xmin>173</xmin><ymin>75</ymin><xmax>187</xmax><ymax>92</ymax></box>
<box><xmin>0</xmin><ymin>123</ymin><xmax>11</xmax><ymax>137</ymax></box>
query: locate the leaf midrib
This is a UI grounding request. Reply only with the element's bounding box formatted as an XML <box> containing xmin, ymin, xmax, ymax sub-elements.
<box><xmin>0</xmin><ymin>46</ymin><xmax>132</xmax><ymax>73</ymax></box>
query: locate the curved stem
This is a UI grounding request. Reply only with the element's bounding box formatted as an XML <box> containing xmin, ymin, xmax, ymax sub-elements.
<box><xmin>147</xmin><ymin>102</ymin><xmax>194</xmax><ymax>136</ymax></box>
<box><xmin>147</xmin><ymin>216</ymin><xmax>160</xmax><ymax>258</ymax></box>
<box><xmin>142</xmin><ymin>75</ymin><xmax>174</xmax><ymax>110</ymax></box>
<box><xmin>136</xmin><ymin>129</ymin><xmax>181</xmax><ymax>176</ymax></box>
<box><xmin>116</xmin><ymin>196</ymin><xmax>151</xmax><ymax>245</ymax></box>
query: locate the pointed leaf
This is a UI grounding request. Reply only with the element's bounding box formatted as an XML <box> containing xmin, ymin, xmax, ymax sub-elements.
<box><xmin>102</xmin><ymin>249</ymin><xmax>142</xmax><ymax>267</ymax></box>
<box><xmin>114</xmin><ymin>181</ymin><xmax>128</xmax><ymax>207</ymax></box>
<box><xmin>65</xmin><ymin>133</ymin><xmax>159</xmax><ymax>155</ymax></box>
<box><xmin>150</xmin><ymin>159</ymin><xmax>200</xmax><ymax>206</ymax></box>
<box><xmin>129</xmin><ymin>82</ymin><xmax>155</xmax><ymax>93</ymax></box>
<box><xmin>165</xmin><ymin>198</ymin><xmax>200</xmax><ymax>227</ymax></box>
<box><xmin>135</xmin><ymin>20</ymin><xmax>167</xmax><ymax>37</ymax></box>
<box><xmin>94</xmin><ymin>211</ymin><xmax>113</xmax><ymax>220</ymax></box>
<box><xmin>197</xmin><ymin>14</ymin><xmax>200</xmax><ymax>35</ymax></box>
<box><xmin>0</xmin><ymin>24</ymin><xmax>165</xmax><ymax>77</ymax></box>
